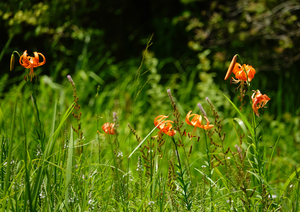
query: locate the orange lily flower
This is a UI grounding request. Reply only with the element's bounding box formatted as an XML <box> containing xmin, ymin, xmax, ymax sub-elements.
<box><xmin>19</xmin><ymin>50</ymin><xmax>46</xmax><ymax>81</ymax></box>
<box><xmin>232</xmin><ymin>63</ymin><xmax>256</xmax><ymax>82</ymax></box>
<box><xmin>251</xmin><ymin>90</ymin><xmax>270</xmax><ymax>117</ymax></box>
<box><xmin>154</xmin><ymin>115</ymin><xmax>176</xmax><ymax>137</ymax></box>
<box><xmin>224</xmin><ymin>55</ymin><xmax>256</xmax><ymax>83</ymax></box>
<box><xmin>98</xmin><ymin>123</ymin><xmax>115</xmax><ymax>135</ymax></box>
<box><xmin>185</xmin><ymin>111</ymin><xmax>214</xmax><ymax>130</ymax></box>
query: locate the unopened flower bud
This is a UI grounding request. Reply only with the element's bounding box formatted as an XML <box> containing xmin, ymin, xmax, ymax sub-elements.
<box><xmin>10</xmin><ymin>53</ymin><xmax>15</xmax><ymax>71</ymax></box>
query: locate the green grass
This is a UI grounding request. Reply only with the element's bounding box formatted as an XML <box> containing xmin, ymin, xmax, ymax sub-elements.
<box><xmin>0</xmin><ymin>45</ymin><xmax>300</xmax><ymax>211</ymax></box>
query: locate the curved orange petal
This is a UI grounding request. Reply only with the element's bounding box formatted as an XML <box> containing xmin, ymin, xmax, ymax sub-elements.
<box><xmin>246</xmin><ymin>65</ymin><xmax>256</xmax><ymax>82</ymax></box>
<box><xmin>195</xmin><ymin>115</ymin><xmax>203</xmax><ymax>128</ymax></box>
<box><xmin>154</xmin><ymin>115</ymin><xmax>168</xmax><ymax>126</ymax></box>
<box><xmin>203</xmin><ymin>116</ymin><xmax>214</xmax><ymax>130</ymax></box>
<box><xmin>190</xmin><ymin>114</ymin><xmax>199</xmax><ymax>126</ymax></box>
<box><xmin>185</xmin><ymin>111</ymin><xmax>193</xmax><ymax>126</ymax></box>
<box><xmin>37</xmin><ymin>52</ymin><xmax>46</xmax><ymax>66</ymax></box>
<box><xmin>232</xmin><ymin>63</ymin><xmax>242</xmax><ymax>74</ymax></box>
<box><xmin>19</xmin><ymin>50</ymin><xmax>30</xmax><ymax>68</ymax></box>
<box><xmin>33</xmin><ymin>52</ymin><xmax>40</xmax><ymax>66</ymax></box>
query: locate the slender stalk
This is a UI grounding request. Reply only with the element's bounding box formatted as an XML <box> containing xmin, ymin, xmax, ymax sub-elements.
<box><xmin>95</xmin><ymin>86</ymin><xmax>101</xmax><ymax>164</ymax></box>
<box><xmin>252</xmin><ymin>112</ymin><xmax>263</xmax><ymax>191</ymax></box>
<box><xmin>2</xmin><ymin>97</ymin><xmax>17</xmax><ymax>212</ymax></box>
<box><xmin>150</xmin><ymin>138</ymin><xmax>153</xmax><ymax>201</ymax></box>
<box><xmin>203</xmin><ymin>129</ymin><xmax>214</xmax><ymax>211</ymax></box>
<box><xmin>295</xmin><ymin>166</ymin><xmax>300</xmax><ymax>212</ymax></box>
<box><xmin>171</xmin><ymin>136</ymin><xmax>191</xmax><ymax>210</ymax></box>
<box><xmin>21</xmin><ymin>107</ymin><xmax>33</xmax><ymax>212</ymax></box>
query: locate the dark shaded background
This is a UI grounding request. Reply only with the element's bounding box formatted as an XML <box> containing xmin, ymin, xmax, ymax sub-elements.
<box><xmin>1</xmin><ymin>0</ymin><xmax>300</xmax><ymax>117</ymax></box>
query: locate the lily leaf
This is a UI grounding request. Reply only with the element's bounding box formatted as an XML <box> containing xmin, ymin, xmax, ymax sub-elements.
<box><xmin>223</xmin><ymin>94</ymin><xmax>254</xmax><ymax>137</ymax></box>
<box><xmin>233</xmin><ymin>117</ymin><xmax>248</xmax><ymax>135</ymax></box>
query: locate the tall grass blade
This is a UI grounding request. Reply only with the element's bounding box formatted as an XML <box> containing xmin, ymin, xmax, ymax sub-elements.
<box><xmin>21</xmin><ymin>106</ymin><xmax>33</xmax><ymax>212</ymax></box>
<box><xmin>32</xmin><ymin>102</ymin><xmax>74</xmax><ymax>211</ymax></box>
<box><xmin>280</xmin><ymin>166</ymin><xmax>300</xmax><ymax>198</ymax></box>
<box><xmin>267</xmin><ymin>134</ymin><xmax>281</xmax><ymax>181</ymax></box>
<box><xmin>0</xmin><ymin>35</ymin><xmax>14</xmax><ymax>63</ymax></box>
<box><xmin>2</xmin><ymin>97</ymin><xmax>17</xmax><ymax>212</ymax></box>
<box><xmin>65</xmin><ymin>126</ymin><xmax>74</xmax><ymax>210</ymax></box>
<box><xmin>128</xmin><ymin>126</ymin><xmax>159</xmax><ymax>158</ymax></box>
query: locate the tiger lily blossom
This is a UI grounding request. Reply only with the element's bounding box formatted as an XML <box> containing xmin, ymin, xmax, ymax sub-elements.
<box><xmin>19</xmin><ymin>50</ymin><xmax>46</xmax><ymax>81</ymax></box>
<box><xmin>224</xmin><ymin>55</ymin><xmax>256</xmax><ymax>83</ymax></box>
<box><xmin>97</xmin><ymin>123</ymin><xmax>115</xmax><ymax>135</ymax></box>
<box><xmin>251</xmin><ymin>90</ymin><xmax>270</xmax><ymax>117</ymax></box>
<box><xmin>154</xmin><ymin>115</ymin><xmax>176</xmax><ymax>137</ymax></box>
<box><xmin>232</xmin><ymin>63</ymin><xmax>256</xmax><ymax>82</ymax></box>
<box><xmin>185</xmin><ymin>111</ymin><xmax>214</xmax><ymax>130</ymax></box>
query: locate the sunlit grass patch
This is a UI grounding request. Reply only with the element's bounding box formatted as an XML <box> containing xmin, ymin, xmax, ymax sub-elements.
<box><xmin>0</xmin><ymin>47</ymin><xmax>299</xmax><ymax>211</ymax></box>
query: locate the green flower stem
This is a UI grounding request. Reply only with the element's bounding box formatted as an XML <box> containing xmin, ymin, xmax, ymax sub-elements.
<box><xmin>252</xmin><ymin>111</ymin><xmax>263</xmax><ymax>192</ymax></box>
<box><xmin>203</xmin><ymin>129</ymin><xmax>214</xmax><ymax>210</ymax></box>
<box><xmin>150</xmin><ymin>137</ymin><xmax>153</xmax><ymax>200</ymax></box>
<box><xmin>171</xmin><ymin>137</ymin><xmax>183</xmax><ymax>176</ymax></box>
<box><xmin>171</xmin><ymin>136</ymin><xmax>192</xmax><ymax>210</ymax></box>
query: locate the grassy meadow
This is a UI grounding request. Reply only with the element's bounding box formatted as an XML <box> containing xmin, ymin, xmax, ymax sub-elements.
<box><xmin>0</xmin><ymin>40</ymin><xmax>299</xmax><ymax>212</ymax></box>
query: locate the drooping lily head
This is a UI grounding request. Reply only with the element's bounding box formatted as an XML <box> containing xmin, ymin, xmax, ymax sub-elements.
<box><xmin>154</xmin><ymin>115</ymin><xmax>176</xmax><ymax>137</ymax></box>
<box><xmin>19</xmin><ymin>50</ymin><xmax>46</xmax><ymax>81</ymax></box>
<box><xmin>251</xmin><ymin>90</ymin><xmax>270</xmax><ymax>117</ymax></box>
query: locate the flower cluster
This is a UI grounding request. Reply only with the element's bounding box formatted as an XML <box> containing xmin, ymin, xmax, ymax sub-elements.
<box><xmin>225</xmin><ymin>54</ymin><xmax>270</xmax><ymax>116</ymax></box>
<box><xmin>154</xmin><ymin>110</ymin><xmax>214</xmax><ymax>137</ymax></box>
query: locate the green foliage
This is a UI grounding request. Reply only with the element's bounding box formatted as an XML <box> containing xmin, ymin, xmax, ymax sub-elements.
<box><xmin>1</xmin><ymin>0</ymin><xmax>300</xmax><ymax>115</ymax></box>
<box><xmin>0</xmin><ymin>0</ymin><xmax>300</xmax><ymax>211</ymax></box>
